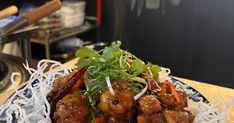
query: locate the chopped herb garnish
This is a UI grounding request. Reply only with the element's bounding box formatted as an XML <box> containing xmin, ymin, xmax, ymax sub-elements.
<box><xmin>148</xmin><ymin>63</ymin><xmax>161</xmax><ymax>79</ymax></box>
<box><xmin>75</xmin><ymin>41</ymin><xmax>162</xmax><ymax>110</ymax></box>
<box><xmin>131</xmin><ymin>59</ymin><xmax>146</xmax><ymax>76</ymax></box>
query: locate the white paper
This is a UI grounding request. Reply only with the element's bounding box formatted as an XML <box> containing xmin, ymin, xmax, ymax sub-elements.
<box><xmin>137</xmin><ymin>0</ymin><xmax>144</xmax><ymax>17</ymax></box>
<box><xmin>145</xmin><ymin>0</ymin><xmax>160</xmax><ymax>9</ymax></box>
<box><xmin>131</xmin><ymin>0</ymin><xmax>136</xmax><ymax>10</ymax></box>
<box><xmin>169</xmin><ymin>0</ymin><xmax>182</xmax><ymax>7</ymax></box>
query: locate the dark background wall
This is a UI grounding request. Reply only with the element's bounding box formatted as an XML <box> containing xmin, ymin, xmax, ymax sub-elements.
<box><xmin>1</xmin><ymin>0</ymin><xmax>234</xmax><ymax>88</ymax></box>
<box><xmin>100</xmin><ymin>0</ymin><xmax>234</xmax><ymax>88</ymax></box>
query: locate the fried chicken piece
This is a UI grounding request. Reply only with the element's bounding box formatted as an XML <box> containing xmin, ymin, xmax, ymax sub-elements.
<box><xmin>163</xmin><ymin>110</ymin><xmax>194</xmax><ymax>123</ymax></box>
<box><xmin>139</xmin><ymin>95</ymin><xmax>162</xmax><ymax>115</ymax></box>
<box><xmin>137</xmin><ymin>113</ymin><xmax>166</xmax><ymax>123</ymax></box>
<box><xmin>158</xmin><ymin>91</ymin><xmax>188</xmax><ymax>111</ymax></box>
<box><xmin>53</xmin><ymin>92</ymin><xmax>90</xmax><ymax>123</ymax></box>
<box><xmin>99</xmin><ymin>89</ymin><xmax>135</xmax><ymax>117</ymax></box>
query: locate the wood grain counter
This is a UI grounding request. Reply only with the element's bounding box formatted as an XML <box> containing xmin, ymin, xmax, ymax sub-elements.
<box><xmin>0</xmin><ymin>58</ymin><xmax>234</xmax><ymax>121</ymax></box>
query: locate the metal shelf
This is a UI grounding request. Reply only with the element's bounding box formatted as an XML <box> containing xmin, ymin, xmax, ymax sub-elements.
<box><xmin>30</xmin><ymin>22</ymin><xmax>98</xmax><ymax>59</ymax></box>
<box><xmin>31</xmin><ymin>24</ymin><xmax>97</xmax><ymax>44</ymax></box>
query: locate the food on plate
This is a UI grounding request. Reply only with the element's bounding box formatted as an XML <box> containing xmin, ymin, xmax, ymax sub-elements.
<box><xmin>46</xmin><ymin>41</ymin><xmax>194</xmax><ymax>122</ymax></box>
<box><xmin>0</xmin><ymin>41</ymin><xmax>232</xmax><ymax>123</ymax></box>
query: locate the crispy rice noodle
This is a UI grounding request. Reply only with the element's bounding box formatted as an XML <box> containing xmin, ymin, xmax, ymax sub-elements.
<box><xmin>0</xmin><ymin>60</ymin><xmax>72</xmax><ymax>123</ymax></box>
<box><xmin>0</xmin><ymin>60</ymin><xmax>233</xmax><ymax>123</ymax></box>
<box><xmin>158</xmin><ymin>67</ymin><xmax>172</xmax><ymax>82</ymax></box>
<box><xmin>174</xmin><ymin>81</ymin><xmax>234</xmax><ymax>123</ymax></box>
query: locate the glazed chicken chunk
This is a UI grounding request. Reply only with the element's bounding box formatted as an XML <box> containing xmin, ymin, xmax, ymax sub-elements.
<box><xmin>139</xmin><ymin>95</ymin><xmax>162</xmax><ymax>115</ymax></box>
<box><xmin>53</xmin><ymin>92</ymin><xmax>90</xmax><ymax>123</ymax></box>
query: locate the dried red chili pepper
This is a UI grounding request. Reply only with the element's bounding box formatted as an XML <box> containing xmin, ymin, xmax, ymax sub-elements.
<box><xmin>48</xmin><ymin>67</ymin><xmax>86</xmax><ymax>119</ymax></box>
<box><xmin>150</xmin><ymin>80</ymin><xmax>155</xmax><ymax>90</ymax></box>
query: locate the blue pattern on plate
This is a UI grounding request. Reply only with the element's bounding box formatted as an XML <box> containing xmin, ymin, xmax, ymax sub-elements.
<box><xmin>7</xmin><ymin>77</ymin><xmax>209</xmax><ymax>103</ymax></box>
<box><xmin>171</xmin><ymin>77</ymin><xmax>209</xmax><ymax>103</ymax></box>
<box><xmin>3</xmin><ymin>77</ymin><xmax>209</xmax><ymax>123</ymax></box>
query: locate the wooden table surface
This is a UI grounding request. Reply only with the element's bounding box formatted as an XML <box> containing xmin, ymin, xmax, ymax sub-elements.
<box><xmin>0</xmin><ymin>58</ymin><xmax>234</xmax><ymax>121</ymax></box>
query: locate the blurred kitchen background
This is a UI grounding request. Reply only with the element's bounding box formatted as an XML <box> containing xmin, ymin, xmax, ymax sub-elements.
<box><xmin>0</xmin><ymin>0</ymin><xmax>234</xmax><ymax>89</ymax></box>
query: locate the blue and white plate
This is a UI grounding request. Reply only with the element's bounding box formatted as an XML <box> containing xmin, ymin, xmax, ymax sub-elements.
<box><xmin>5</xmin><ymin>77</ymin><xmax>209</xmax><ymax>103</ymax></box>
<box><xmin>171</xmin><ymin>77</ymin><xmax>209</xmax><ymax>103</ymax></box>
<box><xmin>1</xmin><ymin>77</ymin><xmax>209</xmax><ymax>123</ymax></box>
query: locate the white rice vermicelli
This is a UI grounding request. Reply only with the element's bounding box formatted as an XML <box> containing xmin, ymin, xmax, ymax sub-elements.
<box><xmin>175</xmin><ymin>81</ymin><xmax>234</xmax><ymax>123</ymax></box>
<box><xmin>0</xmin><ymin>60</ymin><xmax>233</xmax><ymax>123</ymax></box>
<box><xmin>0</xmin><ymin>60</ymin><xmax>72</xmax><ymax>123</ymax></box>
